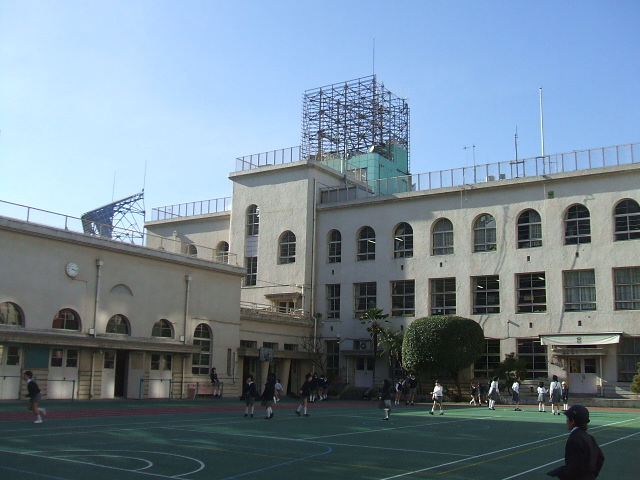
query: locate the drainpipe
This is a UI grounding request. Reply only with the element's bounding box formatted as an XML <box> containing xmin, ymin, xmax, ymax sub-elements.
<box><xmin>182</xmin><ymin>275</ymin><xmax>192</xmax><ymax>398</ymax></box>
<box><xmin>90</xmin><ymin>259</ymin><xmax>103</xmax><ymax>399</ymax></box>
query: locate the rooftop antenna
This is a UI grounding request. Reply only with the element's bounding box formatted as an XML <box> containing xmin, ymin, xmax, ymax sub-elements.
<box><xmin>514</xmin><ymin>126</ymin><xmax>519</xmax><ymax>161</ymax></box>
<box><xmin>372</xmin><ymin>37</ymin><xmax>375</xmax><ymax>76</ymax></box>
<box><xmin>539</xmin><ymin>87</ymin><xmax>545</xmax><ymax>157</ymax></box>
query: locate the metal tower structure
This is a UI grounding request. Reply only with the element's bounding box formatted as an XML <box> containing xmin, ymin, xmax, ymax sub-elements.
<box><xmin>301</xmin><ymin>75</ymin><xmax>410</xmax><ymax>168</ymax></box>
<box><xmin>81</xmin><ymin>191</ymin><xmax>145</xmax><ymax>244</ymax></box>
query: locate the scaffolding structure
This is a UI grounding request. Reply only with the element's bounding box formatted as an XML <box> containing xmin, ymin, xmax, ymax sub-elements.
<box><xmin>81</xmin><ymin>191</ymin><xmax>145</xmax><ymax>244</ymax></box>
<box><xmin>301</xmin><ymin>75</ymin><xmax>410</xmax><ymax>168</ymax></box>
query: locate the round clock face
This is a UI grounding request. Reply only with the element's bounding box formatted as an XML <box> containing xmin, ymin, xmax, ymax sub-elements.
<box><xmin>65</xmin><ymin>262</ymin><xmax>79</xmax><ymax>278</ymax></box>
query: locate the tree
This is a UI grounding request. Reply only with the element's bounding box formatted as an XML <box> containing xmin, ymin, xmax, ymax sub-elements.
<box><xmin>402</xmin><ymin>315</ymin><xmax>484</xmax><ymax>395</ymax></box>
<box><xmin>300</xmin><ymin>328</ymin><xmax>326</xmax><ymax>375</ymax></box>
<box><xmin>378</xmin><ymin>327</ymin><xmax>404</xmax><ymax>372</ymax></box>
<box><xmin>494</xmin><ymin>353</ymin><xmax>528</xmax><ymax>394</ymax></box>
<box><xmin>359</xmin><ymin>308</ymin><xmax>389</xmax><ymax>386</ymax></box>
<box><xmin>631</xmin><ymin>362</ymin><xmax>640</xmax><ymax>396</ymax></box>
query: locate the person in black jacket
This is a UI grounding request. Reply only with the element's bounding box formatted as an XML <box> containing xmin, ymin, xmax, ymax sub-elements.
<box><xmin>260</xmin><ymin>377</ymin><xmax>276</xmax><ymax>419</ymax></box>
<box><xmin>295</xmin><ymin>373</ymin><xmax>312</xmax><ymax>417</ymax></box>
<box><xmin>23</xmin><ymin>371</ymin><xmax>46</xmax><ymax>424</ymax></box>
<box><xmin>379</xmin><ymin>379</ymin><xmax>392</xmax><ymax>420</ymax></box>
<box><xmin>241</xmin><ymin>375</ymin><xmax>258</xmax><ymax>417</ymax></box>
<box><xmin>547</xmin><ymin>404</ymin><xmax>605</xmax><ymax>479</ymax></box>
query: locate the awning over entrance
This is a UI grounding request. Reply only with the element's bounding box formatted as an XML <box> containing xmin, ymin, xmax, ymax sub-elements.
<box><xmin>539</xmin><ymin>333</ymin><xmax>622</xmax><ymax>346</ymax></box>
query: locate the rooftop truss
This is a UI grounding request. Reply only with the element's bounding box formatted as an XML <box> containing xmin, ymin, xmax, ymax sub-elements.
<box><xmin>301</xmin><ymin>75</ymin><xmax>410</xmax><ymax>166</ymax></box>
<box><xmin>81</xmin><ymin>191</ymin><xmax>145</xmax><ymax>244</ymax></box>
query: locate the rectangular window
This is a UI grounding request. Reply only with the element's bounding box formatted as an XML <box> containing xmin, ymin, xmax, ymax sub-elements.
<box><xmin>327</xmin><ymin>284</ymin><xmax>341</xmax><ymax>319</ymax></box>
<box><xmin>563</xmin><ymin>270</ymin><xmax>596</xmax><ymax>311</ymax></box>
<box><xmin>325</xmin><ymin>340</ymin><xmax>340</xmax><ymax>380</ymax></box>
<box><xmin>391</xmin><ymin>280</ymin><xmax>415</xmax><ymax>317</ymax></box>
<box><xmin>245</xmin><ymin>256</ymin><xmax>258</xmax><ymax>286</ymax></box>
<box><xmin>517</xmin><ymin>339</ymin><xmax>548</xmax><ymax>379</ymax></box>
<box><xmin>66</xmin><ymin>349</ymin><xmax>78</xmax><ymax>368</ymax></box>
<box><xmin>240</xmin><ymin>340</ymin><xmax>258</xmax><ymax>348</ymax></box>
<box><xmin>614</xmin><ymin>267</ymin><xmax>640</xmax><ymax>310</ymax></box>
<box><xmin>473</xmin><ymin>275</ymin><xmax>500</xmax><ymax>314</ymax></box>
<box><xmin>227</xmin><ymin>348</ymin><xmax>232</xmax><ymax>376</ymax></box>
<box><xmin>618</xmin><ymin>337</ymin><xmax>640</xmax><ymax>381</ymax></box>
<box><xmin>354</xmin><ymin>282</ymin><xmax>377</xmax><ymax>315</ymax></box>
<box><xmin>430</xmin><ymin>277</ymin><xmax>456</xmax><ymax>315</ymax></box>
<box><xmin>263</xmin><ymin>342</ymin><xmax>278</xmax><ymax>349</ymax></box>
<box><xmin>151</xmin><ymin>353</ymin><xmax>160</xmax><ymax>370</ymax></box>
<box><xmin>517</xmin><ymin>272</ymin><xmax>547</xmax><ymax>313</ymax></box>
<box><xmin>473</xmin><ymin>339</ymin><xmax>501</xmax><ymax>379</ymax></box>
<box><xmin>284</xmin><ymin>343</ymin><xmax>298</xmax><ymax>351</ymax></box>
<box><xmin>0</xmin><ymin>345</ymin><xmax>21</xmax><ymax>365</ymax></box>
<box><xmin>278</xmin><ymin>301</ymin><xmax>295</xmax><ymax>313</ymax></box>
<box><xmin>50</xmin><ymin>348</ymin><xmax>63</xmax><ymax>367</ymax></box>
<box><xmin>104</xmin><ymin>351</ymin><xmax>115</xmax><ymax>369</ymax></box>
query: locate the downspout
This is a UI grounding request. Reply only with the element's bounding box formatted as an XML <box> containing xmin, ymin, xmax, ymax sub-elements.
<box><xmin>90</xmin><ymin>259</ymin><xmax>103</xmax><ymax>398</ymax></box>
<box><xmin>310</xmin><ymin>179</ymin><xmax>318</xmax><ymax>318</ymax></box>
<box><xmin>182</xmin><ymin>275</ymin><xmax>192</xmax><ymax>398</ymax></box>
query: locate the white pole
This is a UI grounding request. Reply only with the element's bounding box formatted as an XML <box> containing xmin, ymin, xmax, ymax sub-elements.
<box><xmin>539</xmin><ymin>87</ymin><xmax>545</xmax><ymax>157</ymax></box>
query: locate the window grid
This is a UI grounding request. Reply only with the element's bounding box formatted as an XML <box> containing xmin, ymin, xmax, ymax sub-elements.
<box><xmin>474</xmin><ymin>339</ymin><xmax>501</xmax><ymax>379</ymax></box>
<box><xmin>245</xmin><ymin>256</ymin><xmax>258</xmax><ymax>286</ymax></box>
<box><xmin>474</xmin><ymin>214</ymin><xmax>497</xmax><ymax>252</ymax></box>
<box><xmin>327</xmin><ymin>284</ymin><xmax>341</xmax><ymax>319</ymax></box>
<box><xmin>614</xmin><ymin>199</ymin><xmax>640</xmax><ymax>241</ymax></box>
<box><xmin>246</xmin><ymin>205</ymin><xmax>260</xmax><ymax>236</ymax></box>
<box><xmin>106</xmin><ymin>314</ymin><xmax>130</xmax><ymax>334</ymax></box>
<box><xmin>563</xmin><ymin>270</ymin><xmax>596</xmax><ymax>311</ymax></box>
<box><xmin>328</xmin><ymin>230</ymin><xmax>342</xmax><ymax>263</ymax></box>
<box><xmin>394</xmin><ymin>223</ymin><xmax>414</xmax><ymax>258</ymax></box>
<box><xmin>357</xmin><ymin>227</ymin><xmax>376</xmax><ymax>261</ymax></box>
<box><xmin>0</xmin><ymin>302</ymin><xmax>24</xmax><ymax>326</ymax></box>
<box><xmin>354</xmin><ymin>282</ymin><xmax>377</xmax><ymax>314</ymax></box>
<box><xmin>433</xmin><ymin>219</ymin><xmax>454</xmax><ymax>255</ymax></box>
<box><xmin>517</xmin><ymin>339</ymin><xmax>548</xmax><ymax>379</ymax></box>
<box><xmin>473</xmin><ymin>275</ymin><xmax>500</xmax><ymax>314</ymax></box>
<box><xmin>565</xmin><ymin>205</ymin><xmax>591</xmax><ymax>245</ymax></box>
<box><xmin>614</xmin><ymin>267</ymin><xmax>640</xmax><ymax>310</ymax></box>
<box><xmin>391</xmin><ymin>280</ymin><xmax>415</xmax><ymax>317</ymax></box>
<box><xmin>192</xmin><ymin>324</ymin><xmax>211</xmax><ymax>375</ymax></box>
<box><xmin>52</xmin><ymin>308</ymin><xmax>80</xmax><ymax>330</ymax></box>
<box><xmin>430</xmin><ymin>277</ymin><xmax>456</xmax><ymax>315</ymax></box>
<box><xmin>152</xmin><ymin>319</ymin><xmax>173</xmax><ymax>338</ymax></box>
<box><xmin>278</xmin><ymin>231</ymin><xmax>296</xmax><ymax>264</ymax></box>
<box><xmin>517</xmin><ymin>273</ymin><xmax>547</xmax><ymax>313</ymax></box>
<box><xmin>517</xmin><ymin>209</ymin><xmax>542</xmax><ymax>248</ymax></box>
<box><xmin>618</xmin><ymin>337</ymin><xmax>640</xmax><ymax>381</ymax></box>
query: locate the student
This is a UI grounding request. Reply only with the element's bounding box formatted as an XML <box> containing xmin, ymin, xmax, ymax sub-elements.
<box><xmin>429</xmin><ymin>380</ymin><xmax>444</xmax><ymax>415</ymax></box>
<box><xmin>321</xmin><ymin>374</ymin><xmax>329</xmax><ymax>401</ymax></box>
<box><xmin>406</xmin><ymin>374</ymin><xmax>418</xmax><ymax>406</ymax></box>
<box><xmin>487</xmin><ymin>376</ymin><xmax>500</xmax><ymax>410</ymax></box>
<box><xmin>537</xmin><ymin>381</ymin><xmax>548</xmax><ymax>412</ymax></box>
<box><xmin>379</xmin><ymin>379</ymin><xmax>392</xmax><ymax>420</ymax></box>
<box><xmin>260</xmin><ymin>377</ymin><xmax>276</xmax><ymax>419</ymax></box>
<box><xmin>512</xmin><ymin>378</ymin><xmax>522</xmax><ymax>411</ymax></box>
<box><xmin>241</xmin><ymin>375</ymin><xmax>258</xmax><ymax>417</ymax></box>
<box><xmin>547</xmin><ymin>405</ymin><xmax>605</xmax><ymax>479</ymax></box>
<box><xmin>549</xmin><ymin>375</ymin><xmax>562</xmax><ymax>415</ymax></box>
<box><xmin>23</xmin><ymin>371</ymin><xmax>46</xmax><ymax>424</ymax></box>
<box><xmin>561</xmin><ymin>381</ymin><xmax>570</xmax><ymax>411</ymax></box>
<box><xmin>469</xmin><ymin>382</ymin><xmax>478</xmax><ymax>406</ymax></box>
<box><xmin>274</xmin><ymin>378</ymin><xmax>284</xmax><ymax>403</ymax></box>
<box><xmin>210</xmin><ymin>367</ymin><xmax>221</xmax><ymax>398</ymax></box>
<box><xmin>309</xmin><ymin>373</ymin><xmax>319</xmax><ymax>402</ymax></box>
<box><xmin>395</xmin><ymin>377</ymin><xmax>404</xmax><ymax>405</ymax></box>
<box><xmin>295</xmin><ymin>373</ymin><xmax>312</xmax><ymax>417</ymax></box>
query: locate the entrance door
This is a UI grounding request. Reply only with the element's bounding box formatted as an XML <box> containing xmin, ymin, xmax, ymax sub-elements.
<box><xmin>114</xmin><ymin>350</ymin><xmax>128</xmax><ymax>397</ymax></box>
<box><xmin>101</xmin><ymin>350</ymin><xmax>116</xmax><ymax>399</ymax></box>
<box><xmin>48</xmin><ymin>348</ymin><xmax>79</xmax><ymax>399</ymax></box>
<box><xmin>568</xmin><ymin>357</ymin><xmax>598</xmax><ymax>394</ymax></box>
<box><xmin>355</xmin><ymin>356</ymin><xmax>373</xmax><ymax>388</ymax></box>
<box><xmin>0</xmin><ymin>345</ymin><xmax>21</xmax><ymax>399</ymax></box>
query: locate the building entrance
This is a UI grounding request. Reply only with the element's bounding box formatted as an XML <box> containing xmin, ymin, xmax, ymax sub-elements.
<box><xmin>568</xmin><ymin>357</ymin><xmax>597</xmax><ymax>394</ymax></box>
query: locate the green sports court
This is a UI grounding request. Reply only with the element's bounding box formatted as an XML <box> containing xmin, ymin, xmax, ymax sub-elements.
<box><xmin>0</xmin><ymin>399</ymin><xmax>638</xmax><ymax>480</ymax></box>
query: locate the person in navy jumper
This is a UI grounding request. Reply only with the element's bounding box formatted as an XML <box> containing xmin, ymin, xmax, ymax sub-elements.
<box><xmin>23</xmin><ymin>371</ymin><xmax>46</xmax><ymax>424</ymax></box>
<box><xmin>547</xmin><ymin>405</ymin><xmax>604</xmax><ymax>479</ymax></box>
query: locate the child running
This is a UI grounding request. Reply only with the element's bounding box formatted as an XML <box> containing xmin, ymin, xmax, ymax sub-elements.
<box><xmin>429</xmin><ymin>379</ymin><xmax>444</xmax><ymax>415</ymax></box>
<box><xmin>23</xmin><ymin>371</ymin><xmax>46</xmax><ymax>424</ymax></box>
<box><xmin>537</xmin><ymin>381</ymin><xmax>548</xmax><ymax>412</ymax></box>
<box><xmin>295</xmin><ymin>373</ymin><xmax>312</xmax><ymax>417</ymax></box>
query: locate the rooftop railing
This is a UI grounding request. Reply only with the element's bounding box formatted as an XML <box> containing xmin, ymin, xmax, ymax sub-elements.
<box><xmin>236</xmin><ymin>146</ymin><xmax>302</xmax><ymax>171</ymax></box>
<box><xmin>150</xmin><ymin>197</ymin><xmax>232</xmax><ymax>221</ymax></box>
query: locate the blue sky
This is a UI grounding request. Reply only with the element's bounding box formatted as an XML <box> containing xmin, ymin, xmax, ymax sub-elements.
<box><xmin>1</xmin><ymin>1</ymin><xmax>639</xmax><ymax>219</ymax></box>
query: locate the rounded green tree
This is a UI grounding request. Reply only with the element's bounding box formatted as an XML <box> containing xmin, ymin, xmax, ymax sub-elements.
<box><xmin>631</xmin><ymin>362</ymin><xmax>640</xmax><ymax>396</ymax></box>
<box><xmin>402</xmin><ymin>315</ymin><xmax>485</xmax><ymax>395</ymax></box>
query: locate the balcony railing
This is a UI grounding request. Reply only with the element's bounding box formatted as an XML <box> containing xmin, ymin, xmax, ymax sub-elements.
<box><xmin>151</xmin><ymin>197</ymin><xmax>232</xmax><ymax>221</ymax></box>
<box><xmin>236</xmin><ymin>146</ymin><xmax>302</xmax><ymax>171</ymax></box>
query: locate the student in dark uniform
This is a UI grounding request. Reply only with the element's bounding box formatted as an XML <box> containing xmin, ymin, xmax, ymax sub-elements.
<box><xmin>379</xmin><ymin>379</ymin><xmax>392</xmax><ymax>420</ymax></box>
<box><xmin>209</xmin><ymin>367</ymin><xmax>221</xmax><ymax>398</ymax></box>
<box><xmin>241</xmin><ymin>375</ymin><xmax>258</xmax><ymax>417</ymax></box>
<box><xmin>295</xmin><ymin>373</ymin><xmax>312</xmax><ymax>417</ymax></box>
<box><xmin>23</xmin><ymin>371</ymin><xmax>46</xmax><ymax>424</ymax></box>
<box><xmin>260</xmin><ymin>377</ymin><xmax>276</xmax><ymax>419</ymax></box>
<box><xmin>547</xmin><ymin>404</ymin><xmax>605</xmax><ymax>479</ymax></box>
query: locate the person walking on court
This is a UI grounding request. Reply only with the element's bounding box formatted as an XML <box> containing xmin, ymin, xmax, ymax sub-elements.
<box><xmin>260</xmin><ymin>377</ymin><xmax>276</xmax><ymax>419</ymax></box>
<box><xmin>549</xmin><ymin>374</ymin><xmax>562</xmax><ymax>415</ymax></box>
<box><xmin>561</xmin><ymin>381</ymin><xmax>570</xmax><ymax>411</ymax></box>
<box><xmin>469</xmin><ymin>382</ymin><xmax>478</xmax><ymax>406</ymax></box>
<box><xmin>547</xmin><ymin>405</ymin><xmax>605</xmax><ymax>479</ymax></box>
<box><xmin>429</xmin><ymin>380</ymin><xmax>444</xmax><ymax>415</ymax></box>
<box><xmin>512</xmin><ymin>377</ymin><xmax>522</xmax><ymax>411</ymax></box>
<box><xmin>23</xmin><ymin>370</ymin><xmax>46</xmax><ymax>424</ymax></box>
<box><xmin>537</xmin><ymin>381</ymin><xmax>548</xmax><ymax>412</ymax></box>
<box><xmin>210</xmin><ymin>367</ymin><xmax>221</xmax><ymax>398</ymax></box>
<box><xmin>379</xmin><ymin>379</ymin><xmax>392</xmax><ymax>420</ymax></box>
<box><xmin>295</xmin><ymin>373</ymin><xmax>312</xmax><ymax>417</ymax></box>
<box><xmin>487</xmin><ymin>376</ymin><xmax>500</xmax><ymax>410</ymax></box>
<box><xmin>274</xmin><ymin>378</ymin><xmax>284</xmax><ymax>403</ymax></box>
<box><xmin>241</xmin><ymin>375</ymin><xmax>258</xmax><ymax>417</ymax></box>
<box><xmin>406</xmin><ymin>374</ymin><xmax>418</xmax><ymax>406</ymax></box>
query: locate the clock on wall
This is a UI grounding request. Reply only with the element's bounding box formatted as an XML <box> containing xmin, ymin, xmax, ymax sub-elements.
<box><xmin>65</xmin><ymin>262</ymin><xmax>79</xmax><ymax>278</ymax></box>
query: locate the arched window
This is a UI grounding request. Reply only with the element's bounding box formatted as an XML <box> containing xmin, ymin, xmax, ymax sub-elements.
<box><xmin>106</xmin><ymin>314</ymin><xmax>130</xmax><ymax>335</ymax></box>
<box><xmin>394</xmin><ymin>223</ymin><xmax>413</xmax><ymax>258</ymax></box>
<box><xmin>565</xmin><ymin>204</ymin><xmax>591</xmax><ymax>244</ymax></box>
<box><xmin>52</xmin><ymin>308</ymin><xmax>80</xmax><ymax>330</ymax></box>
<box><xmin>215</xmin><ymin>241</ymin><xmax>230</xmax><ymax>263</ymax></box>
<box><xmin>152</xmin><ymin>319</ymin><xmax>173</xmax><ymax>338</ymax></box>
<box><xmin>614</xmin><ymin>199</ymin><xmax>640</xmax><ymax>241</ymax></box>
<box><xmin>192</xmin><ymin>323</ymin><xmax>212</xmax><ymax>374</ymax></box>
<box><xmin>278</xmin><ymin>231</ymin><xmax>296</xmax><ymax>264</ymax></box>
<box><xmin>328</xmin><ymin>230</ymin><xmax>342</xmax><ymax>263</ymax></box>
<box><xmin>433</xmin><ymin>218</ymin><xmax>454</xmax><ymax>255</ymax></box>
<box><xmin>0</xmin><ymin>302</ymin><xmax>24</xmax><ymax>326</ymax></box>
<box><xmin>474</xmin><ymin>214</ymin><xmax>497</xmax><ymax>252</ymax></box>
<box><xmin>357</xmin><ymin>226</ymin><xmax>376</xmax><ymax>261</ymax></box>
<box><xmin>246</xmin><ymin>204</ymin><xmax>260</xmax><ymax>236</ymax></box>
<box><xmin>517</xmin><ymin>209</ymin><xmax>542</xmax><ymax>248</ymax></box>
<box><xmin>186</xmin><ymin>244</ymin><xmax>197</xmax><ymax>257</ymax></box>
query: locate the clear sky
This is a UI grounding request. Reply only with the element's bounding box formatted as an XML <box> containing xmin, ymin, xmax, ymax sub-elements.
<box><xmin>1</xmin><ymin>1</ymin><xmax>639</xmax><ymax>220</ymax></box>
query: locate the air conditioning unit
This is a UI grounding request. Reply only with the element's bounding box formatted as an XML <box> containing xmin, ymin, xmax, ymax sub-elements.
<box><xmin>486</xmin><ymin>175</ymin><xmax>496</xmax><ymax>182</ymax></box>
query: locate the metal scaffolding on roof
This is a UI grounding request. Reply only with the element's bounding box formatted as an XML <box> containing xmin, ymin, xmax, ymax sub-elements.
<box><xmin>301</xmin><ymin>75</ymin><xmax>410</xmax><ymax>168</ymax></box>
<box><xmin>81</xmin><ymin>191</ymin><xmax>145</xmax><ymax>244</ymax></box>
